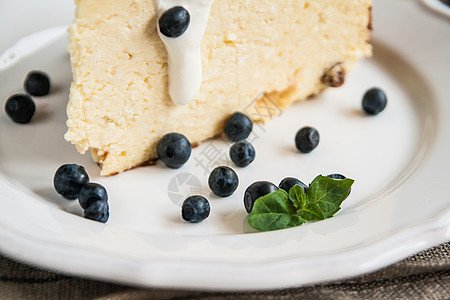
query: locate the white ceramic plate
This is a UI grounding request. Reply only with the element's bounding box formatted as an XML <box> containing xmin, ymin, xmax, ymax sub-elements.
<box><xmin>0</xmin><ymin>0</ymin><xmax>449</xmax><ymax>291</ymax></box>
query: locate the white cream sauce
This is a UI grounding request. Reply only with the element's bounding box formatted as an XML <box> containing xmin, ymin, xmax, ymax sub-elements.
<box><xmin>155</xmin><ymin>0</ymin><xmax>215</xmax><ymax>106</ymax></box>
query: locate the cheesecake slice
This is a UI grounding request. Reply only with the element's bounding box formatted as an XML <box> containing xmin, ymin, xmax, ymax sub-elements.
<box><xmin>66</xmin><ymin>0</ymin><xmax>372</xmax><ymax>176</ymax></box>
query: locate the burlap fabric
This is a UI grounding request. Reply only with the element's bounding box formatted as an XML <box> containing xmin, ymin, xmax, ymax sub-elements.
<box><xmin>0</xmin><ymin>242</ymin><xmax>448</xmax><ymax>299</ymax></box>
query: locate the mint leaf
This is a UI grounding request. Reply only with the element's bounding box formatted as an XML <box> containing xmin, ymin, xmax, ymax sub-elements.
<box><xmin>288</xmin><ymin>184</ymin><xmax>306</xmax><ymax>210</ymax></box>
<box><xmin>299</xmin><ymin>202</ymin><xmax>326</xmax><ymax>221</ymax></box>
<box><xmin>247</xmin><ymin>175</ymin><xmax>354</xmax><ymax>231</ymax></box>
<box><xmin>304</xmin><ymin>175</ymin><xmax>354</xmax><ymax>219</ymax></box>
<box><xmin>248</xmin><ymin>189</ymin><xmax>305</xmax><ymax>231</ymax></box>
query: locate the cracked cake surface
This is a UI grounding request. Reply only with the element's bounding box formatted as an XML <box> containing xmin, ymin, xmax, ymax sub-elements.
<box><xmin>65</xmin><ymin>0</ymin><xmax>372</xmax><ymax>176</ymax></box>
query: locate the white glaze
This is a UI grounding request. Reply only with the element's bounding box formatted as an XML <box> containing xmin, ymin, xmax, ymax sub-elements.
<box><xmin>156</xmin><ymin>0</ymin><xmax>214</xmax><ymax>106</ymax></box>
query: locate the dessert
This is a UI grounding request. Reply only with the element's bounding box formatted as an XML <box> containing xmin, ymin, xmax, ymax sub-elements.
<box><xmin>65</xmin><ymin>0</ymin><xmax>372</xmax><ymax>175</ymax></box>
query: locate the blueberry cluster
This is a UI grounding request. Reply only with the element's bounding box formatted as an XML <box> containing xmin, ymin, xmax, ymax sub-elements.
<box><xmin>178</xmin><ymin>112</ymin><xmax>257</xmax><ymax>223</ymax></box>
<box><xmin>224</xmin><ymin>112</ymin><xmax>256</xmax><ymax>167</ymax></box>
<box><xmin>54</xmin><ymin>164</ymin><xmax>109</xmax><ymax>223</ymax></box>
<box><xmin>181</xmin><ymin>166</ymin><xmax>240</xmax><ymax>223</ymax></box>
<box><xmin>4</xmin><ymin>71</ymin><xmax>51</xmax><ymax>124</ymax></box>
<box><xmin>244</xmin><ymin>174</ymin><xmax>347</xmax><ymax>213</ymax></box>
<box><xmin>173</xmin><ymin>103</ymin><xmax>357</xmax><ymax>222</ymax></box>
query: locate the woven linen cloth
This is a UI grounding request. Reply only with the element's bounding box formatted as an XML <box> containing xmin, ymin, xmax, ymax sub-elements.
<box><xmin>0</xmin><ymin>242</ymin><xmax>449</xmax><ymax>300</ymax></box>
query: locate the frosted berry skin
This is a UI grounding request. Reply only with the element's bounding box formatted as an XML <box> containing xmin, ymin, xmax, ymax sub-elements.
<box><xmin>78</xmin><ymin>183</ymin><xmax>108</xmax><ymax>209</ymax></box>
<box><xmin>208</xmin><ymin>166</ymin><xmax>239</xmax><ymax>197</ymax></box>
<box><xmin>53</xmin><ymin>164</ymin><xmax>90</xmax><ymax>200</ymax></box>
<box><xmin>230</xmin><ymin>140</ymin><xmax>256</xmax><ymax>167</ymax></box>
<box><xmin>159</xmin><ymin>6</ymin><xmax>190</xmax><ymax>38</ymax></box>
<box><xmin>24</xmin><ymin>71</ymin><xmax>51</xmax><ymax>96</ymax></box>
<box><xmin>157</xmin><ymin>133</ymin><xmax>192</xmax><ymax>169</ymax></box>
<box><xmin>295</xmin><ymin>127</ymin><xmax>320</xmax><ymax>153</ymax></box>
<box><xmin>327</xmin><ymin>174</ymin><xmax>346</xmax><ymax>180</ymax></box>
<box><xmin>244</xmin><ymin>181</ymin><xmax>278</xmax><ymax>213</ymax></box>
<box><xmin>224</xmin><ymin>112</ymin><xmax>253</xmax><ymax>142</ymax></box>
<box><xmin>362</xmin><ymin>88</ymin><xmax>387</xmax><ymax>115</ymax></box>
<box><xmin>4</xmin><ymin>94</ymin><xmax>36</xmax><ymax>124</ymax></box>
<box><xmin>182</xmin><ymin>196</ymin><xmax>210</xmax><ymax>223</ymax></box>
<box><xmin>279</xmin><ymin>177</ymin><xmax>308</xmax><ymax>193</ymax></box>
<box><xmin>84</xmin><ymin>201</ymin><xmax>109</xmax><ymax>223</ymax></box>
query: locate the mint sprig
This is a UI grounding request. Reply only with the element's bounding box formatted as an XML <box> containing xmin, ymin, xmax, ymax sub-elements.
<box><xmin>247</xmin><ymin>175</ymin><xmax>354</xmax><ymax>231</ymax></box>
<box><xmin>247</xmin><ymin>189</ymin><xmax>306</xmax><ymax>231</ymax></box>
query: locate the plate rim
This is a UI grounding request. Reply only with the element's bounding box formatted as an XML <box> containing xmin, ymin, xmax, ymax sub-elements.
<box><xmin>0</xmin><ymin>202</ymin><xmax>448</xmax><ymax>290</ymax></box>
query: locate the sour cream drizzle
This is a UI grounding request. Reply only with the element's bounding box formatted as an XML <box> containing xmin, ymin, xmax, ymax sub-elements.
<box><xmin>155</xmin><ymin>0</ymin><xmax>215</xmax><ymax>106</ymax></box>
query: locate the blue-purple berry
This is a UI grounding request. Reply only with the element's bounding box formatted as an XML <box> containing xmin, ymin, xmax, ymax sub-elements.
<box><xmin>84</xmin><ymin>201</ymin><xmax>109</xmax><ymax>223</ymax></box>
<box><xmin>279</xmin><ymin>177</ymin><xmax>308</xmax><ymax>193</ymax></box>
<box><xmin>362</xmin><ymin>88</ymin><xmax>387</xmax><ymax>115</ymax></box>
<box><xmin>208</xmin><ymin>166</ymin><xmax>239</xmax><ymax>197</ymax></box>
<box><xmin>182</xmin><ymin>195</ymin><xmax>210</xmax><ymax>223</ymax></box>
<box><xmin>230</xmin><ymin>140</ymin><xmax>256</xmax><ymax>167</ymax></box>
<box><xmin>24</xmin><ymin>71</ymin><xmax>51</xmax><ymax>96</ymax></box>
<box><xmin>5</xmin><ymin>94</ymin><xmax>35</xmax><ymax>124</ymax></box>
<box><xmin>78</xmin><ymin>183</ymin><xmax>108</xmax><ymax>209</ymax></box>
<box><xmin>295</xmin><ymin>127</ymin><xmax>320</xmax><ymax>153</ymax></box>
<box><xmin>159</xmin><ymin>6</ymin><xmax>190</xmax><ymax>38</ymax></box>
<box><xmin>157</xmin><ymin>133</ymin><xmax>191</xmax><ymax>169</ymax></box>
<box><xmin>244</xmin><ymin>181</ymin><xmax>278</xmax><ymax>213</ymax></box>
<box><xmin>53</xmin><ymin>164</ymin><xmax>89</xmax><ymax>200</ymax></box>
<box><xmin>224</xmin><ymin>112</ymin><xmax>253</xmax><ymax>142</ymax></box>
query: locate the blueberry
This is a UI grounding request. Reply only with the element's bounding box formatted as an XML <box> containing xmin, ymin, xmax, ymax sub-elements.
<box><xmin>4</xmin><ymin>94</ymin><xmax>36</xmax><ymax>124</ymax></box>
<box><xmin>53</xmin><ymin>164</ymin><xmax>90</xmax><ymax>200</ymax></box>
<box><xmin>244</xmin><ymin>181</ymin><xmax>278</xmax><ymax>213</ymax></box>
<box><xmin>327</xmin><ymin>174</ymin><xmax>346</xmax><ymax>180</ymax></box>
<box><xmin>84</xmin><ymin>201</ymin><xmax>109</xmax><ymax>223</ymax></box>
<box><xmin>24</xmin><ymin>71</ymin><xmax>51</xmax><ymax>96</ymax></box>
<box><xmin>224</xmin><ymin>112</ymin><xmax>253</xmax><ymax>142</ymax></box>
<box><xmin>159</xmin><ymin>6</ymin><xmax>190</xmax><ymax>38</ymax></box>
<box><xmin>279</xmin><ymin>177</ymin><xmax>307</xmax><ymax>193</ymax></box>
<box><xmin>78</xmin><ymin>183</ymin><xmax>108</xmax><ymax>209</ymax></box>
<box><xmin>182</xmin><ymin>195</ymin><xmax>210</xmax><ymax>223</ymax></box>
<box><xmin>157</xmin><ymin>133</ymin><xmax>191</xmax><ymax>168</ymax></box>
<box><xmin>295</xmin><ymin>127</ymin><xmax>320</xmax><ymax>153</ymax></box>
<box><xmin>230</xmin><ymin>141</ymin><xmax>256</xmax><ymax>167</ymax></box>
<box><xmin>208</xmin><ymin>166</ymin><xmax>239</xmax><ymax>197</ymax></box>
<box><xmin>362</xmin><ymin>88</ymin><xmax>387</xmax><ymax>115</ymax></box>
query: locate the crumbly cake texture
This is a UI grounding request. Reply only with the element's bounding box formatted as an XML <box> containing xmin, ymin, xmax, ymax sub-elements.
<box><xmin>66</xmin><ymin>0</ymin><xmax>372</xmax><ymax>176</ymax></box>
